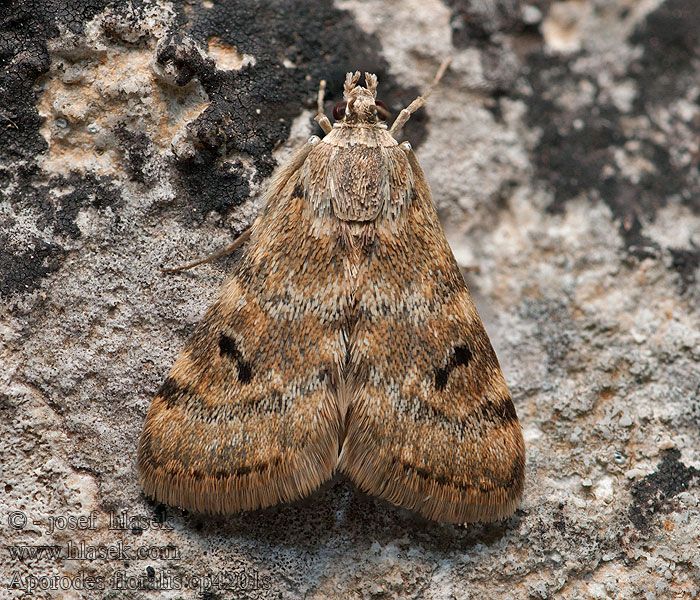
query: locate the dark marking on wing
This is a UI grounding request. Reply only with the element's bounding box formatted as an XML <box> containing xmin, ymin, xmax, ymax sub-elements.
<box><xmin>434</xmin><ymin>345</ymin><xmax>473</xmax><ymax>391</ymax></box>
<box><xmin>394</xmin><ymin>457</ymin><xmax>522</xmax><ymax>493</ymax></box>
<box><xmin>409</xmin><ymin>391</ymin><xmax>518</xmax><ymax>430</ymax></box>
<box><xmin>158</xmin><ymin>377</ymin><xmax>194</xmax><ymax>409</ymax></box>
<box><xmin>218</xmin><ymin>335</ymin><xmax>253</xmax><ymax>383</ymax></box>
<box><xmin>168</xmin><ymin>455</ymin><xmax>284</xmax><ymax>480</ymax></box>
<box><xmin>487</xmin><ymin>395</ymin><xmax>518</xmax><ymax>423</ymax></box>
<box><xmin>293</xmin><ymin>181</ymin><xmax>305</xmax><ymax>198</ymax></box>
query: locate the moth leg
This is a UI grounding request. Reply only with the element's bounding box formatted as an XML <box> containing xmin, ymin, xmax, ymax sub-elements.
<box><xmin>314</xmin><ymin>79</ymin><xmax>332</xmax><ymax>135</ymax></box>
<box><xmin>389</xmin><ymin>57</ymin><xmax>451</xmax><ymax>137</ymax></box>
<box><xmin>161</xmin><ymin>228</ymin><xmax>252</xmax><ymax>273</ymax></box>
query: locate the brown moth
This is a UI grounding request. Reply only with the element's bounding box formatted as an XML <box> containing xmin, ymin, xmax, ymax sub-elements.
<box><xmin>138</xmin><ymin>63</ymin><xmax>525</xmax><ymax>523</ymax></box>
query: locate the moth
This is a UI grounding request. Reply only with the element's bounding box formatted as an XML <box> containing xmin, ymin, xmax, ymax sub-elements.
<box><xmin>138</xmin><ymin>62</ymin><xmax>525</xmax><ymax>523</ymax></box>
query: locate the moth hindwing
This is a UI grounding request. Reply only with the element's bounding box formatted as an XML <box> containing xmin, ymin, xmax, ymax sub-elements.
<box><xmin>138</xmin><ymin>67</ymin><xmax>525</xmax><ymax>523</ymax></box>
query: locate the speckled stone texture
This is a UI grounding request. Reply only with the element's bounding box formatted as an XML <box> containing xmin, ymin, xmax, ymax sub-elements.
<box><xmin>1</xmin><ymin>0</ymin><xmax>699</xmax><ymax>598</ymax></box>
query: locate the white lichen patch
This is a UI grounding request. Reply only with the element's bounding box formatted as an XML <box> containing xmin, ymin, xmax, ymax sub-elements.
<box><xmin>207</xmin><ymin>37</ymin><xmax>256</xmax><ymax>71</ymax></box>
<box><xmin>36</xmin><ymin>2</ymin><xmax>210</xmax><ymax>180</ymax></box>
<box><xmin>542</xmin><ymin>1</ymin><xmax>591</xmax><ymax>53</ymax></box>
<box><xmin>644</xmin><ymin>203</ymin><xmax>700</xmax><ymax>251</ymax></box>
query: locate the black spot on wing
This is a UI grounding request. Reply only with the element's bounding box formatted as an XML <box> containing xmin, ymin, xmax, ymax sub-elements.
<box><xmin>218</xmin><ymin>335</ymin><xmax>253</xmax><ymax>383</ymax></box>
<box><xmin>293</xmin><ymin>182</ymin><xmax>305</xmax><ymax>198</ymax></box>
<box><xmin>434</xmin><ymin>345</ymin><xmax>473</xmax><ymax>391</ymax></box>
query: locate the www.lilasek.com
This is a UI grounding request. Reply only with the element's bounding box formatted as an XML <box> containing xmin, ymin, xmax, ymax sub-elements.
<box><xmin>7</xmin><ymin>540</ymin><xmax>179</xmax><ymax>561</ymax></box>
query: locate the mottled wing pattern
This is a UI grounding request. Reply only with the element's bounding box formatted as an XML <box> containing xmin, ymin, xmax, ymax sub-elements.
<box><xmin>339</xmin><ymin>150</ymin><xmax>525</xmax><ymax>523</ymax></box>
<box><xmin>138</xmin><ymin>141</ymin><xmax>346</xmax><ymax>514</ymax></box>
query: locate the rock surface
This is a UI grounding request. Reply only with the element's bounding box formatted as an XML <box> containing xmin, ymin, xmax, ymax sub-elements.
<box><xmin>1</xmin><ymin>0</ymin><xmax>699</xmax><ymax>598</ymax></box>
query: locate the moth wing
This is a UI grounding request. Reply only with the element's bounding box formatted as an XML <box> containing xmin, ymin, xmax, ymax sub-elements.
<box><xmin>339</xmin><ymin>149</ymin><xmax>525</xmax><ymax>523</ymax></box>
<box><xmin>138</xmin><ymin>140</ymin><xmax>345</xmax><ymax>514</ymax></box>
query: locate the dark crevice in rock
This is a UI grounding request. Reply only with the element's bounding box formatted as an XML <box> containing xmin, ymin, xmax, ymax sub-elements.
<box><xmin>628</xmin><ymin>448</ymin><xmax>700</xmax><ymax>534</ymax></box>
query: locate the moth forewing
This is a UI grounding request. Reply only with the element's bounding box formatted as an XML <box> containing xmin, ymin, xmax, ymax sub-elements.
<box><xmin>137</xmin><ymin>136</ymin><xmax>344</xmax><ymax>515</ymax></box>
<box><xmin>338</xmin><ymin>146</ymin><xmax>525</xmax><ymax>523</ymax></box>
<box><xmin>138</xmin><ymin>65</ymin><xmax>525</xmax><ymax>523</ymax></box>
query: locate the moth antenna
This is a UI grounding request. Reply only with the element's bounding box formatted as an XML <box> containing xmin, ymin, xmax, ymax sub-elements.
<box><xmin>344</xmin><ymin>71</ymin><xmax>361</xmax><ymax>98</ymax></box>
<box><xmin>314</xmin><ymin>79</ymin><xmax>332</xmax><ymax>135</ymax></box>
<box><xmin>389</xmin><ymin>57</ymin><xmax>451</xmax><ymax>137</ymax></box>
<box><xmin>364</xmin><ymin>72</ymin><xmax>378</xmax><ymax>98</ymax></box>
<box><xmin>162</xmin><ymin>228</ymin><xmax>252</xmax><ymax>273</ymax></box>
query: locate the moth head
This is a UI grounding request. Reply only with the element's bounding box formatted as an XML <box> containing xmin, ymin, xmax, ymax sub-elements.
<box><xmin>334</xmin><ymin>71</ymin><xmax>390</xmax><ymax>125</ymax></box>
